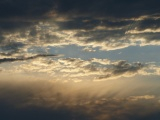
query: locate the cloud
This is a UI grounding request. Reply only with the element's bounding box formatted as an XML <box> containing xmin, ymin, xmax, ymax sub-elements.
<box><xmin>55</xmin><ymin>0</ymin><xmax>160</xmax><ymax>19</ymax></box>
<box><xmin>17</xmin><ymin>58</ymin><xmax>147</xmax><ymax>81</ymax></box>
<box><xmin>82</xmin><ymin>47</ymin><xmax>96</xmax><ymax>52</ymax></box>
<box><xmin>0</xmin><ymin>54</ymin><xmax>57</xmax><ymax>64</ymax></box>
<box><xmin>0</xmin><ymin>78</ymin><xmax>160</xmax><ymax>120</ymax></box>
<box><xmin>128</xmin><ymin>95</ymin><xmax>155</xmax><ymax>101</ymax></box>
<box><xmin>1</xmin><ymin>1</ymin><xmax>160</xmax><ymax>120</ymax></box>
<box><xmin>113</xmin><ymin>61</ymin><xmax>143</xmax><ymax>75</ymax></box>
<box><xmin>0</xmin><ymin>42</ymin><xmax>25</xmax><ymax>56</ymax></box>
<box><xmin>95</xmin><ymin>60</ymin><xmax>144</xmax><ymax>80</ymax></box>
<box><xmin>0</xmin><ymin>0</ymin><xmax>160</xmax><ymax>54</ymax></box>
<box><xmin>0</xmin><ymin>0</ymin><xmax>57</xmax><ymax>19</ymax></box>
<box><xmin>1</xmin><ymin>11</ymin><xmax>160</xmax><ymax>55</ymax></box>
<box><xmin>1</xmin><ymin>0</ymin><xmax>160</xmax><ymax>20</ymax></box>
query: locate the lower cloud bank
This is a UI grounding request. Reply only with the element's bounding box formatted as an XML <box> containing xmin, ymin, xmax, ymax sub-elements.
<box><xmin>0</xmin><ymin>78</ymin><xmax>160</xmax><ymax>120</ymax></box>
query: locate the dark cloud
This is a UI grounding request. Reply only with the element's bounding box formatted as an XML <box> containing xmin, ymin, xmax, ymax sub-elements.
<box><xmin>0</xmin><ymin>54</ymin><xmax>57</xmax><ymax>64</ymax></box>
<box><xmin>0</xmin><ymin>42</ymin><xmax>25</xmax><ymax>54</ymax></box>
<box><xmin>0</xmin><ymin>0</ymin><xmax>56</xmax><ymax>32</ymax></box>
<box><xmin>0</xmin><ymin>21</ymin><xmax>36</xmax><ymax>33</ymax></box>
<box><xmin>0</xmin><ymin>0</ymin><xmax>57</xmax><ymax>19</ymax></box>
<box><xmin>56</xmin><ymin>18</ymin><xmax>100</xmax><ymax>30</ymax></box>
<box><xmin>112</xmin><ymin>61</ymin><xmax>144</xmax><ymax>75</ymax></box>
<box><xmin>0</xmin><ymin>0</ymin><xmax>159</xmax><ymax>34</ymax></box>
<box><xmin>1</xmin><ymin>100</ymin><xmax>160</xmax><ymax>120</ymax></box>
<box><xmin>56</xmin><ymin>17</ymin><xmax>133</xmax><ymax>31</ymax></box>
<box><xmin>0</xmin><ymin>102</ymin><xmax>90</xmax><ymax>120</ymax></box>
<box><xmin>97</xmin><ymin>61</ymin><xmax>144</xmax><ymax>79</ymax></box>
<box><xmin>0</xmin><ymin>79</ymin><xmax>160</xmax><ymax>120</ymax></box>
<box><xmin>0</xmin><ymin>0</ymin><xmax>160</xmax><ymax>20</ymax></box>
<box><xmin>56</xmin><ymin>0</ymin><xmax>160</xmax><ymax>18</ymax></box>
<box><xmin>136</xmin><ymin>18</ymin><xmax>160</xmax><ymax>30</ymax></box>
<box><xmin>0</xmin><ymin>0</ymin><xmax>160</xmax><ymax>48</ymax></box>
<box><xmin>1</xmin><ymin>0</ymin><xmax>160</xmax><ymax>21</ymax></box>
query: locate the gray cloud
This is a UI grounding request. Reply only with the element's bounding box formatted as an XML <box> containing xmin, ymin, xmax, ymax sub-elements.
<box><xmin>0</xmin><ymin>54</ymin><xmax>57</xmax><ymax>64</ymax></box>
<box><xmin>113</xmin><ymin>61</ymin><xmax>144</xmax><ymax>75</ymax></box>
<box><xmin>93</xmin><ymin>60</ymin><xmax>144</xmax><ymax>80</ymax></box>
<box><xmin>0</xmin><ymin>42</ymin><xmax>25</xmax><ymax>55</ymax></box>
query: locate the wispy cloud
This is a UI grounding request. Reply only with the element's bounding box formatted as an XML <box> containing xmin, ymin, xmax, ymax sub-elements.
<box><xmin>0</xmin><ymin>54</ymin><xmax>57</xmax><ymax>64</ymax></box>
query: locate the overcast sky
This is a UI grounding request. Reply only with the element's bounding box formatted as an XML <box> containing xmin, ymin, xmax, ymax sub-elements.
<box><xmin>1</xmin><ymin>0</ymin><xmax>160</xmax><ymax>120</ymax></box>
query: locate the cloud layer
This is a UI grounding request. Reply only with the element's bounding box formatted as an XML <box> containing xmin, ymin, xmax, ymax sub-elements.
<box><xmin>14</xmin><ymin>58</ymin><xmax>149</xmax><ymax>81</ymax></box>
<box><xmin>0</xmin><ymin>0</ymin><xmax>160</xmax><ymax>55</ymax></box>
<box><xmin>0</xmin><ymin>78</ymin><xmax>160</xmax><ymax>120</ymax></box>
<box><xmin>1</xmin><ymin>1</ymin><xmax>160</xmax><ymax>120</ymax></box>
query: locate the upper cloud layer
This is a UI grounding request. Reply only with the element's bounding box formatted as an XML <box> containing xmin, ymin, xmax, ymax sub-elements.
<box><xmin>0</xmin><ymin>0</ymin><xmax>160</xmax><ymax>56</ymax></box>
<box><xmin>0</xmin><ymin>0</ymin><xmax>57</xmax><ymax>19</ymax></box>
<box><xmin>55</xmin><ymin>0</ymin><xmax>160</xmax><ymax>19</ymax></box>
<box><xmin>1</xmin><ymin>0</ymin><xmax>160</xmax><ymax>19</ymax></box>
<box><xmin>0</xmin><ymin>0</ymin><xmax>160</xmax><ymax>81</ymax></box>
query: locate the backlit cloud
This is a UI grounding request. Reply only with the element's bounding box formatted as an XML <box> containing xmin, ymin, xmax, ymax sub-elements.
<box><xmin>1</xmin><ymin>1</ymin><xmax>160</xmax><ymax>120</ymax></box>
<box><xmin>15</xmin><ymin>58</ymin><xmax>148</xmax><ymax>81</ymax></box>
<box><xmin>0</xmin><ymin>0</ymin><xmax>160</xmax><ymax>55</ymax></box>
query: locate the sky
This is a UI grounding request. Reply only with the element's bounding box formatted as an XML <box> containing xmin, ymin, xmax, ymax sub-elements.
<box><xmin>1</xmin><ymin>0</ymin><xmax>160</xmax><ymax>120</ymax></box>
